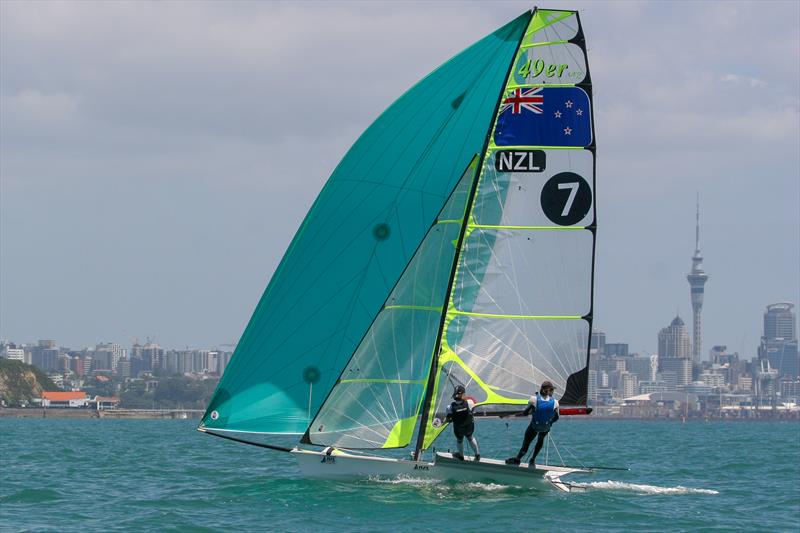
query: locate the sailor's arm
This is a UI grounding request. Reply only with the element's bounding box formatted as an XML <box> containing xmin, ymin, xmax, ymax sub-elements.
<box><xmin>518</xmin><ymin>395</ymin><xmax>536</xmax><ymax>416</ymax></box>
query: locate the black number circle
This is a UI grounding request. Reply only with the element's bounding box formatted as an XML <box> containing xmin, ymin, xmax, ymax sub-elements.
<box><xmin>540</xmin><ymin>171</ymin><xmax>592</xmax><ymax>226</ymax></box>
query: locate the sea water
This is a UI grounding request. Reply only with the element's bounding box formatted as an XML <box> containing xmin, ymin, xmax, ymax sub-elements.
<box><xmin>1</xmin><ymin>418</ymin><xmax>798</xmax><ymax>532</ymax></box>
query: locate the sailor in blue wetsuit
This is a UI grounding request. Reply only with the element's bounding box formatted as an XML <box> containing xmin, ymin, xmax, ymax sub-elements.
<box><xmin>445</xmin><ymin>385</ymin><xmax>480</xmax><ymax>462</ymax></box>
<box><xmin>505</xmin><ymin>381</ymin><xmax>560</xmax><ymax>466</ymax></box>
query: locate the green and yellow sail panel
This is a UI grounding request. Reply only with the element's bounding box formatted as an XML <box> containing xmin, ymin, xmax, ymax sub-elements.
<box><xmin>199</xmin><ymin>14</ymin><xmax>531</xmax><ymax>435</ymax></box>
<box><xmin>421</xmin><ymin>9</ymin><xmax>596</xmax><ymax>449</ymax></box>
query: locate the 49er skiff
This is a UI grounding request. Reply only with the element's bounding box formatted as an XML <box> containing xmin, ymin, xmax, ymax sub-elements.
<box><xmin>199</xmin><ymin>8</ymin><xmax>601</xmax><ymax>492</ymax></box>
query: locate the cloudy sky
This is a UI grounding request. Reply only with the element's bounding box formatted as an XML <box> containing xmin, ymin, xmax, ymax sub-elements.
<box><xmin>1</xmin><ymin>1</ymin><xmax>798</xmax><ymax>357</ymax></box>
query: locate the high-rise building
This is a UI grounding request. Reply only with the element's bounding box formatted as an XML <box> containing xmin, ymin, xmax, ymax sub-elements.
<box><xmin>687</xmin><ymin>199</ymin><xmax>709</xmax><ymax>364</ymax></box>
<box><xmin>590</xmin><ymin>330</ymin><xmax>606</xmax><ymax>358</ymax></box>
<box><xmin>763</xmin><ymin>303</ymin><xmax>796</xmax><ymax>341</ymax></box>
<box><xmin>661</xmin><ymin>358</ymin><xmax>692</xmax><ymax>388</ymax></box>
<box><xmin>1</xmin><ymin>346</ymin><xmax>25</xmax><ymax>361</ymax></box>
<box><xmin>758</xmin><ymin>303</ymin><xmax>798</xmax><ymax>378</ymax></box>
<box><xmin>96</xmin><ymin>343</ymin><xmax>126</xmax><ymax>372</ymax></box>
<box><xmin>658</xmin><ymin>316</ymin><xmax>691</xmax><ymax>362</ymax></box>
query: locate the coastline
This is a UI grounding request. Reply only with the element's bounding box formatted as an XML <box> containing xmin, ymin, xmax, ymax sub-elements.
<box><xmin>0</xmin><ymin>408</ymin><xmax>203</xmax><ymax>419</ymax></box>
<box><xmin>1</xmin><ymin>408</ymin><xmax>796</xmax><ymax>421</ymax></box>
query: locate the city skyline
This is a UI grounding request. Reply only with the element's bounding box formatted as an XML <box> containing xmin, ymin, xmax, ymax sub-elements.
<box><xmin>1</xmin><ymin>2</ymin><xmax>798</xmax><ymax>353</ymax></box>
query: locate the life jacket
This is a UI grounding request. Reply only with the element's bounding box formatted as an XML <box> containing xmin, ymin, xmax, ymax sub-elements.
<box><xmin>532</xmin><ymin>393</ymin><xmax>556</xmax><ymax>429</ymax></box>
<box><xmin>449</xmin><ymin>399</ymin><xmax>474</xmax><ymax>428</ymax></box>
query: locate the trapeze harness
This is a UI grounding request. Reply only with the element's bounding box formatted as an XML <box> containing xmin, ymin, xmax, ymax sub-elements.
<box><xmin>448</xmin><ymin>398</ymin><xmax>475</xmax><ymax>438</ymax></box>
<box><xmin>530</xmin><ymin>393</ymin><xmax>557</xmax><ymax>432</ymax></box>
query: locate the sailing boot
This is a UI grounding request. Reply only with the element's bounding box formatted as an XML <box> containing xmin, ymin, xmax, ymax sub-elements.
<box><xmin>473</xmin><ymin>454</ymin><xmax>480</xmax><ymax>462</ymax></box>
<box><xmin>452</xmin><ymin>452</ymin><xmax>465</xmax><ymax>461</ymax></box>
<box><xmin>505</xmin><ymin>456</ymin><xmax>520</xmax><ymax>465</ymax></box>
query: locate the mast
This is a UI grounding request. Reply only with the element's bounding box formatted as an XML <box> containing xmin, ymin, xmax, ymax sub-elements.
<box><xmin>413</xmin><ymin>9</ymin><xmax>533</xmax><ymax>460</ymax></box>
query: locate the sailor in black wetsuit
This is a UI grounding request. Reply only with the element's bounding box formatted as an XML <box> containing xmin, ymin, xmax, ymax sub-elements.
<box><xmin>505</xmin><ymin>381</ymin><xmax>560</xmax><ymax>467</ymax></box>
<box><xmin>445</xmin><ymin>385</ymin><xmax>480</xmax><ymax>461</ymax></box>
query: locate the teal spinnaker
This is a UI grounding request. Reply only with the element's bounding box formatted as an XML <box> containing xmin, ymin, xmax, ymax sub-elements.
<box><xmin>200</xmin><ymin>13</ymin><xmax>531</xmax><ymax>434</ymax></box>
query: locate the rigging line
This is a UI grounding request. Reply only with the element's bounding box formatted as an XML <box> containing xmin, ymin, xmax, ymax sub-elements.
<box><xmin>201</xmin><ymin>430</ymin><xmax>293</xmax><ymax>453</ymax></box>
<box><xmin>546</xmin><ymin>431</ymin><xmax>567</xmax><ymax>467</ymax></box>
<box><xmin>559</xmin><ymin>435</ymin><xmax>588</xmax><ymax>470</ymax></box>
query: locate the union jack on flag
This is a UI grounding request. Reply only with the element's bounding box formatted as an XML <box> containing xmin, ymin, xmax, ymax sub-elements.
<box><xmin>500</xmin><ymin>87</ymin><xmax>544</xmax><ymax>115</ymax></box>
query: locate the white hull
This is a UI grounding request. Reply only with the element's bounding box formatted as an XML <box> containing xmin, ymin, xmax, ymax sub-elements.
<box><xmin>291</xmin><ymin>448</ymin><xmax>589</xmax><ymax>492</ymax></box>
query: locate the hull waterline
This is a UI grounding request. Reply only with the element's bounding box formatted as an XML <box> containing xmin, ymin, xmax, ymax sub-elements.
<box><xmin>291</xmin><ymin>448</ymin><xmax>588</xmax><ymax>492</ymax></box>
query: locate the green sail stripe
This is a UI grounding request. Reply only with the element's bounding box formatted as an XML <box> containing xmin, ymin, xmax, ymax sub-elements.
<box><xmin>487</xmin><ymin>143</ymin><xmax>584</xmax><ymax>151</ymax></box>
<box><xmin>520</xmin><ymin>40</ymin><xmax>568</xmax><ymax>49</ymax></box>
<box><xmin>506</xmin><ymin>83</ymin><xmax>578</xmax><ymax>89</ymax></box>
<box><xmin>451</xmin><ymin>310</ymin><xmax>582</xmax><ymax>320</ymax></box>
<box><xmin>339</xmin><ymin>378</ymin><xmax>427</xmax><ymax>385</ymax></box>
<box><xmin>383</xmin><ymin>305</ymin><xmax>442</xmax><ymax>312</ymax></box>
<box><xmin>469</xmin><ymin>224</ymin><xmax>586</xmax><ymax>230</ymax></box>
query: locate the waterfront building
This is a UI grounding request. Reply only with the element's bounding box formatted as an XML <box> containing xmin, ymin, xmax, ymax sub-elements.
<box><xmin>92</xmin><ymin>396</ymin><xmax>120</xmax><ymax>410</ymax></box>
<box><xmin>37</xmin><ymin>391</ymin><xmax>89</xmax><ymax>408</ymax></box>
<box><xmin>686</xmin><ymin>199</ymin><xmax>709</xmax><ymax>364</ymax></box>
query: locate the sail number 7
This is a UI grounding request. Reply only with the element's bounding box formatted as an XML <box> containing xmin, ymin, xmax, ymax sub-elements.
<box><xmin>541</xmin><ymin>172</ymin><xmax>592</xmax><ymax>226</ymax></box>
<box><xmin>557</xmin><ymin>182</ymin><xmax>579</xmax><ymax>216</ymax></box>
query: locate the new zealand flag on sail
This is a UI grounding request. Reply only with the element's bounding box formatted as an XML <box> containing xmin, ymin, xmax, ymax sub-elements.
<box><xmin>494</xmin><ymin>87</ymin><xmax>592</xmax><ymax>147</ymax></box>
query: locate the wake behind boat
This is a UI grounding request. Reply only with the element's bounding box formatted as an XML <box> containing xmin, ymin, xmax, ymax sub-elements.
<box><xmin>199</xmin><ymin>7</ymin><xmax>601</xmax><ymax>492</ymax></box>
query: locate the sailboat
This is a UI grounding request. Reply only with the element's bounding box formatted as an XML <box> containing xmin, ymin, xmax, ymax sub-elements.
<box><xmin>199</xmin><ymin>7</ymin><xmax>598</xmax><ymax>492</ymax></box>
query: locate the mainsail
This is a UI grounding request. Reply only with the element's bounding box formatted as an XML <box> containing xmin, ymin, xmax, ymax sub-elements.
<box><xmin>419</xmin><ymin>8</ymin><xmax>596</xmax><ymax>451</ymax></box>
<box><xmin>201</xmin><ymin>8</ymin><xmax>595</xmax><ymax>458</ymax></box>
<box><xmin>200</xmin><ymin>13</ymin><xmax>531</xmax><ymax>435</ymax></box>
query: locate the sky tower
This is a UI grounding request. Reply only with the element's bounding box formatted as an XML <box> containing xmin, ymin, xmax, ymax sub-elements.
<box><xmin>687</xmin><ymin>197</ymin><xmax>709</xmax><ymax>364</ymax></box>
